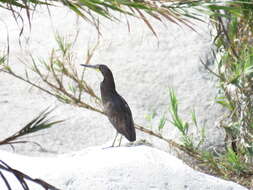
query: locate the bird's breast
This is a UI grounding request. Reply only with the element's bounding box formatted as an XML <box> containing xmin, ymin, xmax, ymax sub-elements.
<box><xmin>102</xmin><ymin>99</ymin><xmax>114</xmax><ymax>115</ymax></box>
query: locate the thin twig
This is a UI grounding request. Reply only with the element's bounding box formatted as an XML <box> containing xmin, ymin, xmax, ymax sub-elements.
<box><xmin>0</xmin><ymin>160</ymin><xmax>61</xmax><ymax>190</ymax></box>
<box><xmin>200</xmin><ymin>58</ymin><xmax>225</xmax><ymax>80</ymax></box>
<box><xmin>217</xmin><ymin>16</ymin><xmax>239</xmax><ymax>59</ymax></box>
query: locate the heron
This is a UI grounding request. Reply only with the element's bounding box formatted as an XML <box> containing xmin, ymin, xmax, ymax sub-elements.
<box><xmin>81</xmin><ymin>64</ymin><xmax>136</xmax><ymax>147</ymax></box>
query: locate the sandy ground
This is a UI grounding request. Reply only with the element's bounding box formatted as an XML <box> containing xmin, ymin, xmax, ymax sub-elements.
<box><xmin>0</xmin><ymin>146</ymin><xmax>248</xmax><ymax>190</ymax></box>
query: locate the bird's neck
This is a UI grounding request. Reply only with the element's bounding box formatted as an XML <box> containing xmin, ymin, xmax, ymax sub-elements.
<box><xmin>100</xmin><ymin>74</ymin><xmax>116</xmax><ymax>100</ymax></box>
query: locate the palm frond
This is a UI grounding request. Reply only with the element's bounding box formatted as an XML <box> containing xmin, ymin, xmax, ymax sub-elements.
<box><xmin>0</xmin><ymin>108</ymin><xmax>64</xmax><ymax>146</ymax></box>
<box><xmin>1</xmin><ymin>0</ymin><xmax>252</xmax><ymax>36</ymax></box>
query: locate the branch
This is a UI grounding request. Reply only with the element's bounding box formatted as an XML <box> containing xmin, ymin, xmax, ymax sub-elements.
<box><xmin>0</xmin><ymin>160</ymin><xmax>61</xmax><ymax>190</ymax></box>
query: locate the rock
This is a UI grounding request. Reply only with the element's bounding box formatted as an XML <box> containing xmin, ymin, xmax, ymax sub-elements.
<box><xmin>0</xmin><ymin>6</ymin><xmax>224</xmax><ymax>155</ymax></box>
<box><xmin>0</xmin><ymin>146</ymin><xmax>247</xmax><ymax>190</ymax></box>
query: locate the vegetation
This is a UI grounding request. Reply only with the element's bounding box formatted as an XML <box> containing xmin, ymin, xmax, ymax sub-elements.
<box><xmin>0</xmin><ymin>108</ymin><xmax>63</xmax><ymax>147</ymax></box>
<box><xmin>210</xmin><ymin>0</ymin><xmax>253</xmax><ymax>186</ymax></box>
<box><xmin>0</xmin><ymin>0</ymin><xmax>252</xmax><ymax>36</ymax></box>
<box><xmin>0</xmin><ymin>0</ymin><xmax>253</xmax><ymax>189</ymax></box>
<box><xmin>0</xmin><ymin>108</ymin><xmax>63</xmax><ymax>190</ymax></box>
<box><xmin>145</xmin><ymin>1</ymin><xmax>253</xmax><ymax>187</ymax></box>
<box><xmin>0</xmin><ymin>159</ymin><xmax>60</xmax><ymax>190</ymax></box>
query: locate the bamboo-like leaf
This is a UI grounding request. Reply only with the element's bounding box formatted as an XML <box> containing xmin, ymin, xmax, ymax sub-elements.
<box><xmin>1</xmin><ymin>0</ymin><xmax>252</xmax><ymax>37</ymax></box>
<box><xmin>0</xmin><ymin>55</ymin><xmax>6</xmax><ymax>65</ymax></box>
<box><xmin>1</xmin><ymin>0</ymin><xmax>27</xmax><ymax>8</ymax></box>
<box><xmin>216</xmin><ymin>98</ymin><xmax>233</xmax><ymax>110</ymax></box>
<box><xmin>135</xmin><ymin>8</ymin><xmax>158</xmax><ymax>38</ymax></box>
<box><xmin>91</xmin><ymin>0</ymin><xmax>131</xmax><ymax>14</ymax></box>
<box><xmin>158</xmin><ymin>115</ymin><xmax>166</xmax><ymax>131</ymax></box>
<box><xmin>79</xmin><ymin>0</ymin><xmax>111</xmax><ymax>18</ymax></box>
<box><xmin>29</xmin><ymin>0</ymin><xmax>52</xmax><ymax>6</ymax></box>
<box><xmin>0</xmin><ymin>108</ymin><xmax>64</xmax><ymax>146</ymax></box>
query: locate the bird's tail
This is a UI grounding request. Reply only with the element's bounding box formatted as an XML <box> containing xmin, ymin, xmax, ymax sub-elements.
<box><xmin>126</xmin><ymin>126</ymin><xmax>136</xmax><ymax>142</ymax></box>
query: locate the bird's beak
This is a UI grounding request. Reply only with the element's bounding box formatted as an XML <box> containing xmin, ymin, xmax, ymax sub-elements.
<box><xmin>80</xmin><ymin>64</ymin><xmax>100</xmax><ymax>72</ymax></box>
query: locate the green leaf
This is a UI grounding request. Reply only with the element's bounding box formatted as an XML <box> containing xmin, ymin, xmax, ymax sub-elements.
<box><xmin>191</xmin><ymin>109</ymin><xmax>198</xmax><ymax>128</ymax></box>
<box><xmin>0</xmin><ymin>56</ymin><xmax>6</xmax><ymax>65</ymax></box>
<box><xmin>216</xmin><ymin>97</ymin><xmax>233</xmax><ymax>110</ymax></box>
<box><xmin>18</xmin><ymin>108</ymin><xmax>64</xmax><ymax>135</ymax></box>
<box><xmin>158</xmin><ymin>115</ymin><xmax>166</xmax><ymax>131</ymax></box>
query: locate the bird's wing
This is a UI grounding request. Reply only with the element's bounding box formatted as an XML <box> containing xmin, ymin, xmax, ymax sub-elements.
<box><xmin>105</xmin><ymin>94</ymin><xmax>136</xmax><ymax>141</ymax></box>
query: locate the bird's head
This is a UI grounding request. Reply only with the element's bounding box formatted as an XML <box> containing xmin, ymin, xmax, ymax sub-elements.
<box><xmin>81</xmin><ymin>64</ymin><xmax>116</xmax><ymax>91</ymax></box>
<box><xmin>80</xmin><ymin>64</ymin><xmax>113</xmax><ymax>79</ymax></box>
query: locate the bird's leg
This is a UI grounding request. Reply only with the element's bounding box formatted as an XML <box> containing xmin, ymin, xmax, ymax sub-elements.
<box><xmin>118</xmin><ymin>135</ymin><xmax>123</xmax><ymax>147</ymax></box>
<box><xmin>112</xmin><ymin>132</ymin><xmax>118</xmax><ymax>147</ymax></box>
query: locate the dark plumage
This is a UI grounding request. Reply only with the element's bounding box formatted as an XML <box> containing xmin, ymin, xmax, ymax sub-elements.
<box><xmin>81</xmin><ymin>64</ymin><xmax>136</xmax><ymax>146</ymax></box>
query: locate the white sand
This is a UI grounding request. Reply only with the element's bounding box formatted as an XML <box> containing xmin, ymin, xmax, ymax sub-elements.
<box><xmin>0</xmin><ymin>146</ymin><xmax>248</xmax><ymax>190</ymax></box>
